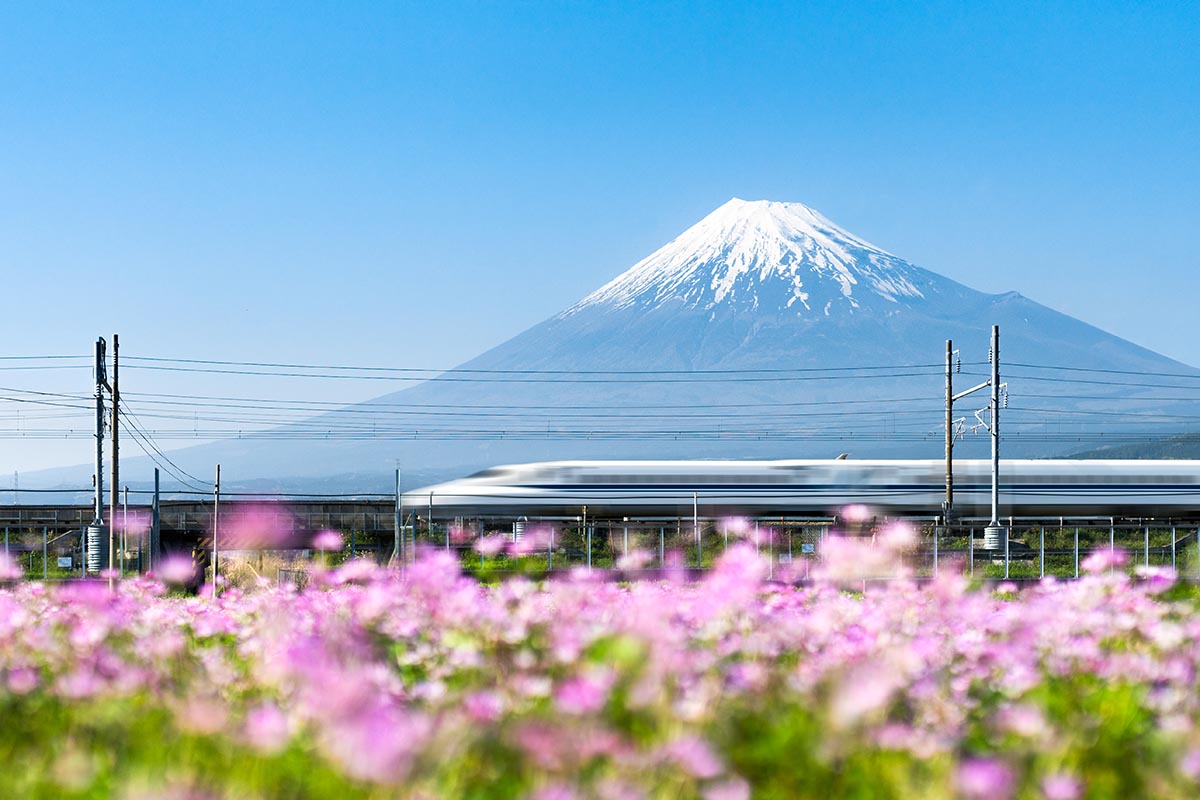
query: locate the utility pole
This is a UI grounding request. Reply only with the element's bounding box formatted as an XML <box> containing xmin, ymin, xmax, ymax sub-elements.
<box><xmin>946</xmin><ymin>325</ymin><xmax>1006</xmax><ymax>550</ymax></box>
<box><xmin>212</xmin><ymin>464</ymin><xmax>220</xmax><ymax>594</ymax></box>
<box><xmin>149</xmin><ymin>468</ymin><xmax>160</xmax><ymax>572</ymax></box>
<box><xmin>89</xmin><ymin>337</ymin><xmax>108</xmax><ymax>574</ymax></box>
<box><xmin>944</xmin><ymin>340</ymin><xmax>954</xmax><ymax>519</ymax></box>
<box><xmin>109</xmin><ymin>334</ymin><xmax>119</xmax><ymax>576</ymax></box>
<box><xmin>392</xmin><ymin>467</ymin><xmax>402</xmax><ymax>565</ymax></box>
<box><xmin>984</xmin><ymin>325</ymin><xmax>1005</xmax><ymax>549</ymax></box>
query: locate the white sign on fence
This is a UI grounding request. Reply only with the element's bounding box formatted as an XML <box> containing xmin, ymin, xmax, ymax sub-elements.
<box><xmin>57</xmin><ymin>557</ymin><xmax>73</xmax><ymax>568</ymax></box>
<box><xmin>801</xmin><ymin>543</ymin><xmax>815</xmax><ymax>554</ymax></box>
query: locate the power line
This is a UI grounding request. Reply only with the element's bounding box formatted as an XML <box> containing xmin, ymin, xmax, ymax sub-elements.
<box><xmin>124</xmin><ymin>354</ymin><xmax>955</xmax><ymax>375</ymax></box>
<box><xmin>122</xmin><ymin>363</ymin><xmax>948</xmax><ymax>384</ymax></box>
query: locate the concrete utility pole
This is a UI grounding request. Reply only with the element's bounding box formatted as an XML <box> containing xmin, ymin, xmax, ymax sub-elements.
<box><xmin>946</xmin><ymin>325</ymin><xmax>1006</xmax><ymax>550</ymax></box>
<box><xmin>392</xmin><ymin>467</ymin><xmax>402</xmax><ymax>565</ymax></box>
<box><xmin>109</xmin><ymin>334</ymin><xmax>119</xmax><ymax>575</ymax></box>
<box><xmin>944</xmin><ymin>340</ymin><xmax>954</xmax><ymax>519</ymax></box>
<box><xmin>88</xmin><ymin>337</ymin><xmax>109</xmax><ymax>574</ymax></box>
<box><xmin>984</xmin><ymin>326</ymin><xmax>1003</xmax><ymax>551</ymax></box>
<box><xmin>150</xmin><ymin>468</ymin><xmax>160</xmax><ymax>572</ymax></box>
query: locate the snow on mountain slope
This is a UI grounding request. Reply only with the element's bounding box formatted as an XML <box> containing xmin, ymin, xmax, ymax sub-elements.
<box><xmin>562</xmin><ymin>198</ymin><xmax>944</xmax><ymax>317</ymax></box>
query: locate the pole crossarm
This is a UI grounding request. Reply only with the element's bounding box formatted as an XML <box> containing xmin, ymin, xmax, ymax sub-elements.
<box><xmin>952</xmin><ymin>380</ymin><xmax>991</xmax><ymax>402</ymax></box>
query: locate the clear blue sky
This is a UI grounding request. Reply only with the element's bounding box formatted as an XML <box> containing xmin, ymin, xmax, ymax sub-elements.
<box><xmin>2</xmin><ymin>1</ymin><xmax>1198</xmax><ymax>471</ymax></box>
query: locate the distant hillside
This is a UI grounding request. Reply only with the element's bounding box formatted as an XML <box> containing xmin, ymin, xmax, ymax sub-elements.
<box><xmin>1070</xmin><ymin>434</ymin><xmax>1200</xmax><ymax>459</ymax></box>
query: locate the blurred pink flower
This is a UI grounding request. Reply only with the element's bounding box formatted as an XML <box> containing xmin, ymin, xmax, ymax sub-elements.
<box><xmin>176</xmin><ymin>694</ymin><xmax>229</xmax><ymax>735</ymax></box>
<box><xmin>512</xmin><ymin>525</ymin><xmax>553</xmax><ymax>556</ymax></box>
<box><xmin>704</xmin><ymin>778</ymin><xmax>750</xmax><ymax>800</ymax></box>
<box><xmin>661</xmin><ymin>736</ymin><xmax>723</xmax><ymax>779</ymax></box>
<box><xmin>617</xmin><ymin>549</ymin><xmax>652</xmax><ymax>571</ymax></box>
<box><xmin>722</xmin><ymin>517</ymin><xmax>751</xmax><ymax>537</ymax></box>
<box><xmin>223</xmin><ymin>504</ymin><xmax>297</xmax><ymax>548</ymax></box>
<box><xmin>474</xmin><ymin>535</ymin><xmax>508</xmax><ymax>557</ymax></box>
<box><xmin>0</xmin><ymin>553</ymin><xmax>23</xmax><ymax>581</ymax></box>
<box><xmin>531</xmin><ymin>784</ymin><xmax>576</xmax><ymax>800</ymax></box>
<box><xmin>244</xmin><ymin>702</ymin><xmax>290</xmax><ymax>754</ymax></box>
<box><xmin>312</xmin><ymin>529</ymin><xmax>345</xmax><ymax>552</ymax></box>
<box><xmin>876</xmin><ymin>521</ymin><xmax>916</xmax><ymax>549</ymax></box>
<box><xmin>7</xmin><ymin>666</ymin><xmax>38</xmax><ymax>694</ymax></box>
<box><xmin>157</xmin><ymin>554</ymin><xmax>196</xmax><ymax>585</ymax></box>
<box><xmin>1041</xmin><ymin>773</ymin><xmax>1081</xmax><ymax>800</ymax></box>
<box><xmin>555</xmin><ymin>673</ymin><xmax>612</xmax><ymax>715</ymax></box>
<box><xmin>1133</xmin><ymin>564</ymin><xmax>1175</xmax><ymax>593</ymax></box>
<box><xmin>464</xmin><ymin>691</ymin><xmax>504</xmax><ymax>723</ymax></box>
<box><xmin>842</xmin><ymin>504</ymin><xmax>873</xmax><ymax>524</ymax></box>
<box><xmin>956</xmin><ymin>758</ymin><xmax>1015</xmax><ymax>800</ymax></box>
<box><xmin>1081</xmin><ymin>548</ymin><xmax>1128</xmax><ymax>574</ymax></box>
<box><xmin>1181</xmin><ymin>749</ymin><xmax>1200</xmax><ymax>780</ymax></box>
<box><xmin>830</xmin><ymin>658</ymin><xmax>903</xmax><ymax>727</ymax></box>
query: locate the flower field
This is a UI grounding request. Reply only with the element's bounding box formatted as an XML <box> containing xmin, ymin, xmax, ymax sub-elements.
<box><xmin>2</xmin><ymin>531</ymin><xmax>1200</xmax><ymax>799</ymax></box>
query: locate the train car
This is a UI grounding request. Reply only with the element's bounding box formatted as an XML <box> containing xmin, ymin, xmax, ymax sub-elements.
<box><xmin>403</xmin><ymin>459</ymin><xmax>1200</xmax><ymax>519</ymax></box>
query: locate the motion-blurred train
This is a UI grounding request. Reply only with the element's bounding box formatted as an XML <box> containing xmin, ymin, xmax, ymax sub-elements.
<box><xmin>404</xmin><ymin>459</ymin><xmax>1200</xmax><ymax>519</ymax></box>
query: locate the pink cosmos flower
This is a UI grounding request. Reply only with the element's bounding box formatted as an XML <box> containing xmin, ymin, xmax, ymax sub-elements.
<box><xmin>157</xmin><ymin>554</ymin><xmax>197</xmax><ymax>585</ymax></box>
<box><xmin>661</xmin><ymin>736</ymin><xmax>723</xmax><ymax>779</ymax></box>
<box><xmin>1081</xmin><ymin>547</ymin><xmax>1128</xmax><ymax>574</ymax></box>
<box><xmin>956</xmin><ymin>758</ymin><xmax>1015</xmax><ymax>800</ymax></box>
<box><xmin>7</xmin><ymin>667</ymin><xmax>38</xmax><ymax>694</ymax></box>
<box><xmin>464</xmin><ymin>691</ymin><xmax>504</xmax><ymax>723</ymax></box>
<box><xmin>1041</xmin><ymin>773</ymin><xmax>1082</xmax><ymax>800</ymax></box>
<box><xmin>312</xmin><ymin>529</ymin><xmax>344</xmax><ymax>552</ymax></box>
<box><xmin>555</xmin><ymin>674</ymin><xmax>611</xmax><ymax>715</ymax></box>
<box><xmin>474</xmin><ymin>535</ymin><xmax>508</xmax><ymax>557</ymax></box>
<box><xmin>704</xmin><ymin>779</ymin><xmax>750</xmax><ymax>800</ymax></box>
<box><xmin>617</xmin><ymin>549</ymin><xmax>653</xmax><ymax>571</ymax></box>
<box><xmin>1181</xmin><ymin>749</ymin><xmax>1200</xmax><ymax>780</ymax></box>
<box><xmin>842</xmin><ymin>504</ymin><xmax>873</xmax><ymax>524</ymax></box>
<box><xmin>0</xmin><ymin>553</ymin><xmax>23</xmax><ymax>581</ymax></box>
<box><xmin>244</xmin><ymin>702</ymin><xmax>290</xmax><ymax>754</ymax></box>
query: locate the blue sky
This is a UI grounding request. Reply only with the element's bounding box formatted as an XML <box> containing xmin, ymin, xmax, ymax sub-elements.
<box><xmin>2</xmin><ymin>1</ymin><xmax>1198</xmax><ymax>470</ymax></box>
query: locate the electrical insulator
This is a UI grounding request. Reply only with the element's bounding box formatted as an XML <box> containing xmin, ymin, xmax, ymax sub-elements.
<box><xmin>988</xmin><ymin>346</ymin><xmax>993</xmax><ymax>364</ymax></box>
<box><xmin>955</xmin><ymin>357</ymin><xmax>962</xmax><ymax>373</ymax></box>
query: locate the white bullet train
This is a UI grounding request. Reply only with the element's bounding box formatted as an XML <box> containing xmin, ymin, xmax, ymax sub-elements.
<box><xmin>404</xmin><ymin>459</ymin><xmax>1200</xmax><ymax>519</ymax></box>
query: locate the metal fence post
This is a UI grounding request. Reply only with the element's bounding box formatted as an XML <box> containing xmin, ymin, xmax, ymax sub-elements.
<box><xmin>43</xmin><ymin>526</ymin><xmax>48</xmax><ymax>580</ymax></box>
<box><xmin>1171</xmin><ymin>524</ymin><xmax>1176</xmax><ymax>572</ymax></box>
<box><xmin>933</xmin><ymin>523</ymin><xmax>939</xmax><ymax>577</ymax></box>
<box><xmin>1144</xmin><ymin>525</ymin><xmax>1150</xmax><ymax>567</ymax></box>
<box><xmin>1110</xmin><ymin>518</ymin><xmax>1115</xmax><ymax>574</ymax></box>
<box><xmin>1004</xmin><ymin>524</ymin><xmax>1010</xmax><ymax>580</ymax></box>
<box><xmin>1039</xmin><ymin>526</ymin><xmax>1044</xmax><ymax>578</ymax></box>
<box><xmin>1074</xmin><ymin>527</ymin><xmax>1079</xmax><ymax>578</ymax></box>
<box><xmin>968</xmin><ymin>526</ymin><xmax>974</xmax><ymax>576</ymax></box>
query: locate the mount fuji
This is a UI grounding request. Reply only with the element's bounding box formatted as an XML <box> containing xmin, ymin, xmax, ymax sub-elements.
<box><xmin>26</xmin><ymin>198</ymin><xmax>1200</xmax><ymax>491</ymax></box>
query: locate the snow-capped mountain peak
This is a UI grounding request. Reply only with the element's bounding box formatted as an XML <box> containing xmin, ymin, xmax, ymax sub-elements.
<box><xmin>563</xmin><ymin>198</ymin><xmax>937</xmax><ymax>317</ymax></box>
